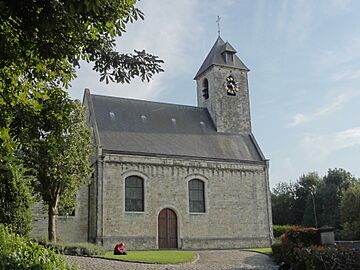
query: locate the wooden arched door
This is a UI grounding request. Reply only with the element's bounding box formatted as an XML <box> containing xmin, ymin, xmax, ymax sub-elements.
<box><xmin>158</xmin><ymin>208</ymin><xmax>178</xmax><ymax>249</ymax></box>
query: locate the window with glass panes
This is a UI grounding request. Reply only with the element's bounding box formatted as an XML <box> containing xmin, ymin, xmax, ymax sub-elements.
<box><xmin>189</xmin><ymin>179</ymin><xmax>205</xmax><ymax>213</ymax></box>
<box><xmin>125</xmin><ymin>176</ymin><xmax>144</xmax><ymax>212</ymax></box>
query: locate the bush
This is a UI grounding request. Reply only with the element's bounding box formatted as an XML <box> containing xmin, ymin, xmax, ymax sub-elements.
<box><xmin>46</xmin><ymin>242</ymin><xmax>105</xmax><ymax>256</ymax></box>
<box><xmin>283</xmin><ymin>227</ymin><xmax>321</xmax><ymax>248</ymax></box>
<box><xmin>272</xmin><ymin>227</ymin><xmax>321</xmax><ymax>269</ymax></box>
<box><xmin>273</xmin><ymin>224</ymin><xmax>297</xmax><ymax>238</ymax></box>
<box><xmin>0</xmin><ymin>225</ymin><xmax>77</xmax><ymax>270</ymax></box>
<box><xmin>272</xmin><ymin>226</ymin><xmax>360</xmax><ymax>270</ymax></box>
<box><xmin>294</xmin><ymin>245</ymin><xmax>360</xmax><ymax>270</ymax></box>
<box><xmin>271</xmin><ymin>242</ymin><xmax>284</xmax><ymax>263</ymax></box>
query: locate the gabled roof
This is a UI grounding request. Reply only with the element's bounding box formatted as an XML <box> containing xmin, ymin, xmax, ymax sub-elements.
<box><xmin>194</xmin><ymin>36</ymin><xmax>249</xmax><ymax>79</ymax></box>
<box><xmin>85</xmin><ymin>92</ymin><xmax>265</xmax><ymax>163</ymax></box>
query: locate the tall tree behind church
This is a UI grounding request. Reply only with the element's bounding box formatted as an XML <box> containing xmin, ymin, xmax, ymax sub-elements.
<box><xmin>22</xmin><ymin>90</ymin><xmax>92</xmax><ymax>242</ymax></box>
<box><xmin>271</xmin><ymin>169</ymin><xmax>356</xmax><ymax>229</ymax></box>
<box><xmin>0</xmin><ymin>0</ymin><xmax>163</xmax><ymax>233</ymax></box>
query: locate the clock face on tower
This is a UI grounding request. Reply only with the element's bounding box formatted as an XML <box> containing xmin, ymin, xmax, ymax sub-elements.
<box><xmin>224</xmin><ymin>76</ymin><xmax>239</xmax><ymax>96</ymax></box>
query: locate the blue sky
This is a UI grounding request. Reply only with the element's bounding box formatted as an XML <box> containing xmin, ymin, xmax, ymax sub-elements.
<box><xmin>69</xmin><ymin>0</ymin><xmax>360</xmax><ymax>188</ymax></box>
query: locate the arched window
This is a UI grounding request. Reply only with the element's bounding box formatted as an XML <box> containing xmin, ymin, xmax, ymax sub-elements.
<box><xmin>202</xmin><ymin>78</ymin><xmax>209</xmax><ymax>100</ymax></box>
<box><xmin>189</xmin><ymin>179</ymin><xmax>205</xmax><ymax>213</ymax></box>
<box><xmin>125</xmin><ymin>176</ymin><xmax>144</xmax><ymax>212</ymax></box>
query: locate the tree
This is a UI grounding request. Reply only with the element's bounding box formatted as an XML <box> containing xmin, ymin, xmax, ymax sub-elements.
<box><xmin>319</xmin><ymin>168</ymin><xmax>356</xmax><ymax>228</ymax></box>
<box><xmin>1</xmin><ymin>0</ymin><xmax>163</xmax><ymax>142</ymax></box>
<box><xmin>0</xmin><ymin>0</ymin><xmax>163</xmax><ymax>237</ymax></box>
<box><xmin>295</xmin><ymin>172</ymin><xmax>322</xmax><ymax>227</ymax></box>
<box><xmin>0</xmin><ymin>131</ymin><xmax>32</xmax><ymax>235</ymax></box>
<box><xmin>341</xmin><ymin>182</ymin><xmax>360</xmax><ymax>239</ymax></box>
<box><xmin>271</xmin><ymin>182</ymin><xmax>297</xmax><ymax>225</ymax></box>
<box><xmin>22</xmin><ymin>91</ymin><xmax>92</xmax><ymax>242</ymax></box>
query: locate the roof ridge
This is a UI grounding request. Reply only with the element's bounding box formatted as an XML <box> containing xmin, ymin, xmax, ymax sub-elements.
<box><xmin>91</xmin><ymin>93</ymin><xmax>206</xmax><ymax>110</ymax></box>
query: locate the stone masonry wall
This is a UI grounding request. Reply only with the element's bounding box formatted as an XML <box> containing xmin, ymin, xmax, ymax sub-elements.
<box><xmin>30</xmin><ymin>185</ymin><xmax>89</xmax><ymax>242</ymax></box>
<box><xmin>196</xmin><ymin>66</ymin><xmax>251</xmax><ymax>134</ymax></box>
<box><xmin>99</xmin><ymin>153</ymin><xmax>271</xmax><ymax>250</ymax></box>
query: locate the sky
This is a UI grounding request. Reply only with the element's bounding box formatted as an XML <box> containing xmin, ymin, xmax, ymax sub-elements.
<box><xmin>69</xmin><ymin>0</ymin><xmax>360</xmax><ymax>188</ymax></box>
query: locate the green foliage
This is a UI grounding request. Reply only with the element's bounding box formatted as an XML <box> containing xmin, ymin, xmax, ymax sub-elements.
<box><xmin>0</xmin><ymin>225</ymin><xmax>77</xmax><ymax>270</ymax></box>
<box><xmin>22</xmin><ymin>95</ymin><xmax>92</xmax><ymax>242</ymax></box>
<box><xmin>0</xmin><ymin>1</ymin><xmax>163</xmax><ymax>237</ymax></box>
<box><xmin>319</xmin><ymin>168</ymin><xmax>356</xmax><ymax>228</ymax></box>
<box><xmin>271</xmin><ymin>182</ymin><xmax>297</xmax><ymax>225</ymax></box>
<box><xmin>273</xmin><ymin>225</ymin><xmax>297</xmax><ymax>238</ymax></box>
<box><xmin>0</xmin><ymin>0</ymin><xmax>163</xmax><ymax>88</ymax></box>
<box><xmin>283</xmin><ymin>227</ymin><xmax>321</xmax><ymax>248</ymax></box>
<box><xmin>274</xmin><ymin>245</ymin><xmax>360</xmax><ymax>270</ymax></box>
<box><xmin>45</xmin><ymin>242</ymin><xmax>105</xmax><ymax>256</ymax></box>
<box><xmin>340</xmin><ymin>183</ymin><xmax>360</xmax><ymax>240</ymax></box>
<box><xmin>295</xmin><ymin>246</ymin><xmax>360</xmax><ymax>270</ymax></box>
<box><xmin>0</xmin><ymin>130</ymin><xmax>32</xmax><ymax>235</ymax></box>
<box><xmin>271</xmin><ymin>243</ymin><xmax>284</xmax><ymax>263</ymax></box>
<box><xmin>272</xmin><ymin>226</ymin><xmax>360</xmax><ymax>270</ymax></box>
<box><xmin>272</xmin><ymin>168</ymin><xmax>358</xmax><ymax>231</ymax></box>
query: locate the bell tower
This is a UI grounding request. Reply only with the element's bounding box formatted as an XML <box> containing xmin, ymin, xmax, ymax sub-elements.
<box><xmin>194</xmin><ymin>37</ymin><xmax>251</xmax><ymax>134</ymax></box>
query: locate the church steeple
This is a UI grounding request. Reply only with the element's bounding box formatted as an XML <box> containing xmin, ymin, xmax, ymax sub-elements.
<box><xmin>194</xmin><ymin>37</ymin><xmax>249</xmax><ymax>80</ymax></box>
<box><xmin>194</xmin><ymin>37</ymin><xmax>251</xmax><ymax>134</ymax></box>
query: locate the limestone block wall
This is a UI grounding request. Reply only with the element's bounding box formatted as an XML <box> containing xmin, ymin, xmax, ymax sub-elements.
<box><xmin>196</xmin><ymin>66</ymin><xmax>251</xmax><ymax>133</ymax></box>
<box><xmin>98</xmin><ymin>153</ymin><xmax>272</xmax><ymax>250</ymax></box>
<box><xmin>30</xmin><ymin>185</ymin><xmax>89</xmax><ymax>242</ymax></box>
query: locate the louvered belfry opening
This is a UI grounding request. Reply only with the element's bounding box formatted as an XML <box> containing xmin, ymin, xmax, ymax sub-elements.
<box><xmin>158</xmin><ymin>208</ymin><xmax>178</xmax><ymax>249</ymax></box>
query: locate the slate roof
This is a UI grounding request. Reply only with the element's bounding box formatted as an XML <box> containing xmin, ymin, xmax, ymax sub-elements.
<box><xmin>194</xmin><ymin>36</ymin><xmax>249</xmax><ymax>79</ymax></box>
<box><xmin>86</xmin><ymin>92</ymin><xmax>265</xmax><ymax>163</ymax></box>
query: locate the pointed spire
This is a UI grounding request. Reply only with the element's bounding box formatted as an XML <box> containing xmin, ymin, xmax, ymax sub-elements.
<box><xmin>194</xmin><ymin>37</ymin><xmax>249</xmax><ymax>79</ymax></box>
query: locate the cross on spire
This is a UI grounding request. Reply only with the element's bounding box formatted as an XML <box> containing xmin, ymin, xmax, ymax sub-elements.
<box><xmin>216</xmin><ymin>16</ymin><xmax>221</xmax><ymax>37</ymax></box>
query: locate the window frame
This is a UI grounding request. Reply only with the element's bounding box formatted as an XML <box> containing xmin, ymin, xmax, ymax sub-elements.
<box><xmin>188</xmin><ymin>179</ymin><xmax>206</xmax><ymax>213</ymax></box>
<box><xmin>125</xmin><ymin>175</ymin><xmax>145</xmax><ymax>212</ymax></box>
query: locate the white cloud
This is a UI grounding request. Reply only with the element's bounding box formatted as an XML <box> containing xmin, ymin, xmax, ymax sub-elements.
<box><xmin>287</xmin><ymin>93</ymin><xmax>349</xmax><ymax>127</ymax></box>
<box><xmin>335</xmin><ymin>127</ymin><xmax>360</xmax><ymax>148</ymax></box>
<box><xmin>288</xmin><ymin>113</ymin><xmax>308</xmax><ymax>127</ymax></box>
<box><xmin>301</xmin><ymin>127</ymin><xmax>360</xmax><ymax>161</ymax></box>
<box><xmin>69</xmin><ymin>0</ymin><xmax>201</xmax><ymax>101</ymax></box>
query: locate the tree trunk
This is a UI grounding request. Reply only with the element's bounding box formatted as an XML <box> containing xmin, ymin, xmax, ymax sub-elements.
<box><xmin>48</xmin><ymin>203</ymin><xmax>57</xmax><ymax>242</ymax></box>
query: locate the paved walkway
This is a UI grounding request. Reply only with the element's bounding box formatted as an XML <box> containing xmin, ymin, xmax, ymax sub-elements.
<box><xmin>66</xmin><ymin>250</ymin><xmax>278</xmax><ymax>270</ymax></box>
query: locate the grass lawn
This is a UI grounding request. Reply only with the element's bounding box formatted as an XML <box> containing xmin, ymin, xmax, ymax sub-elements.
<box><xmin>100</xmin><ymin>250</ymin><xmax>197</xmax><ymax>264</ymax></box>
<box><xmin>244</xmin><ymin>247</ymin><xmax>272</xmax><ymax>254</ymax></box>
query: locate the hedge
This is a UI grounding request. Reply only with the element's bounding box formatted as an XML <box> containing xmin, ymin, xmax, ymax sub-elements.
<box><xmin>0</xmin><ymin>225</ymin><xmax>77</xmax><ymax>270</ymax></box>
<box><xmin>271</xmin><ymin>227</ymin><xmax>360</xmax><ymax>270</ymax></box>
<box><xmin>273</xmin><ymin>224</ymin><xmax>298</xmax><ymax>238</ymax></box>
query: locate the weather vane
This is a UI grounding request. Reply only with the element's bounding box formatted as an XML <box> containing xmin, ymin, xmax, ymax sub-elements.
<box><xmin>216</xmin><ymin>16</ymin><xmax>221</xmax><ymax>36</ymax></box>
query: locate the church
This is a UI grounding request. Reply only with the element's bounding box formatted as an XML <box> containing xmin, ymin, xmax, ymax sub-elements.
<box><xmin>31</xmin><ymin>36</ymin><xmax>273</xmax><ymax>250</ymax></box>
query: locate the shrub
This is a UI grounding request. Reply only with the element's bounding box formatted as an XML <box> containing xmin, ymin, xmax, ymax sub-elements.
<box><xmin>0</xmin><ymin>225</ymin><xmax>77</xmax><ymax>270</ymax></box>
<box><xmin>294</xmin><ymin>245</ymin><xmax>360</xmax><ymax>270</ymax></box>
<box><xmin>271</xmin><ymin>242</ymin><xmax>284</xmax><ymax>263</ymax></box>
<box><xmin>272</xmin><ymin>227</ymin><xmax>321</xmax><ymax>269</ymax></box>
<box><xmin>46</xmin><ymin>242</ymin><xmax>105</xmax><ymax>256</ymax></box>
<box><xmin>273</xmin><ymin>224</ymin><xmax>297</xmax><ymax>238</ymax></box>
<box><xmin>272</xmin><ymin>226</ymin><xmax>360</xmax><ymax>270</ymax></box>
<box><xmin>283</xmin><ymin>227</ymin><xmax>320</xmax><ymax>248</ymax></box>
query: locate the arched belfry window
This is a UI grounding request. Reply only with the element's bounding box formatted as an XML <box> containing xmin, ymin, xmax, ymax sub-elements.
<box><xmin>125</xmin><ymin>176</ymin><xmax>144</xmax><ymax>212</ymax></box>
<box><xmin>202</xmin><ymin>78</ymin><xmax>209</xmax><ymax>100</ymax></box>
<box><xmin>189</xmin><ymin>179</ymin><xmax>205</xmax><ymax>213</ymax></box>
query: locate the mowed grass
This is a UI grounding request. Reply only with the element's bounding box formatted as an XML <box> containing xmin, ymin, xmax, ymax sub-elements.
<box><xmin>101</xmin><ymin>250</ymin><xmax>197</xmax><ymax>264</ymax></box>
<box><xmin>244</xmin><ymin>247</ymin><xmax>272</xmax><ymax>254</ymax></box>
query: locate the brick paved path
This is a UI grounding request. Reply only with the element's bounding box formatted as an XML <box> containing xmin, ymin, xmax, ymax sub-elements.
<box><xmin>66</xmin><ymin>250</ymin><xmax>278</xmax><ymax>270</ymax></box>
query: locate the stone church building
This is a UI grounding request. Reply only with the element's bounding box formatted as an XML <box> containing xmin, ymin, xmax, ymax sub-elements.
<box><xmin>31</xmin><ymin>37</ymin><xmax>273</xmax><ymax>250</ymax></box>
